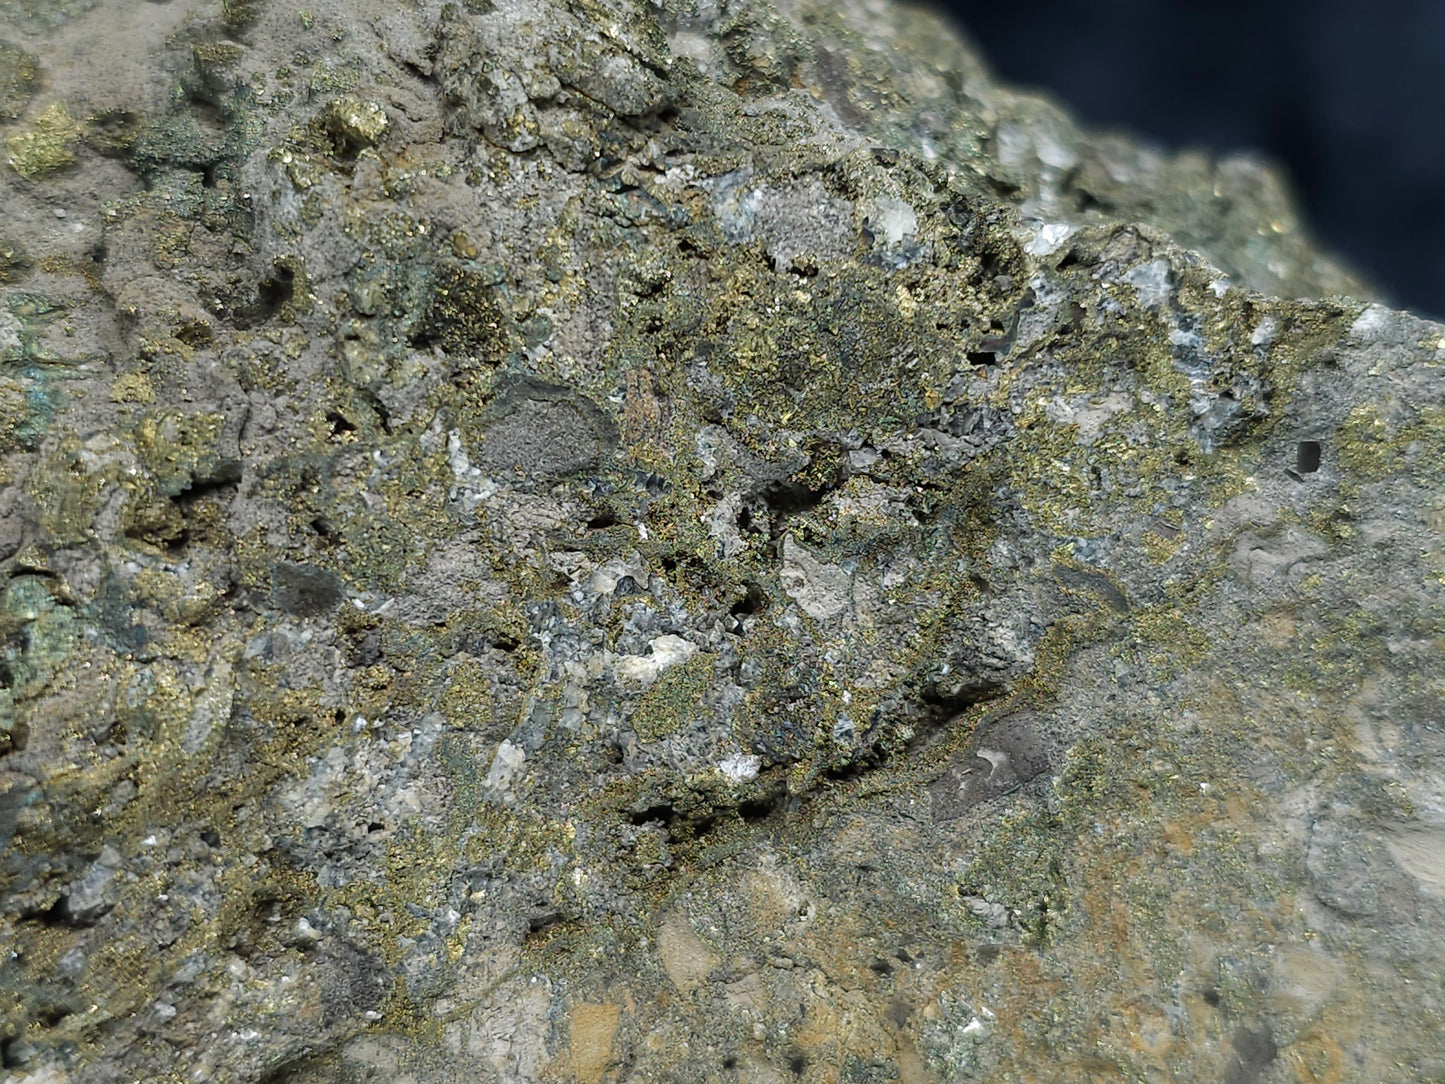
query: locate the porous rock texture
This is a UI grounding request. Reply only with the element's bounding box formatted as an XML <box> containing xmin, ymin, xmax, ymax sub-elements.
<box><xmin>0</xmin><ymin>0</ymin><xmax>1442</xmax><ymax>1080</ymax></box>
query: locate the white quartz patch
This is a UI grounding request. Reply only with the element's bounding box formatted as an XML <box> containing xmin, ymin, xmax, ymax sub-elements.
<box><xmin>0</xmin><ymin>308</ymin><xmax>20</xmax><ymax>358</ymax></box>
<box><xmin>1123</xmin><ymin>259</ymin><xmax>1172</xmax><ymax>308</ymax></box>
<box><xmin>717</xmin><ymin>753</ymin><xmax>762</xmax><ymax>783</ymax></box>
<box><xmin>1024</xmin><ymin>222</ymin><xmax>1074</xmax><ymax>256</ymax></box>
<box><xmin>1349</xmin><ymin>303</ymin><xmax>1391</xmax><ymax>340</ymax></box>
<box><xmin>484</xmin><ymin>739</ymin><xmax>526</xmax><ymax>794</ymax></box>
<box><xmin>868</xmin><ymin>197</ymin><xmax>918</xmax><ymax>246</ymax></box>
<box><xmin>1250</xmin><ymin>315</ymin><xmax>1278</xmax><ymax>348</ymax></box>
<box><xmin>1043</xmin><ymin>392</ymin><xmax>1133</xmax><ymax>444</ymax></box>
<box><xmin>615</xmin><ymin>634</ymin><xmax>698</xmax><ymax>686</ymax></box>
<box><xmin>780</xmin><ymin>534</ymin><xmax>851</xmax><ymax>620</ymax></box>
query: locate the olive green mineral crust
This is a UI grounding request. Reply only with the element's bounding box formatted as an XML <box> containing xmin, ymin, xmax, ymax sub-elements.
<box><xmin>0</xmin><ymin>39</ymin><xmax>39</xmax><ymax>120</ymax></box>
<box><xmin>4</xmin><ymin>100</ymin><xmax>81</xmax><ymax>178</ymax></box>
<box><xmin>0</xmin><ymin>0</ymin><xmax>1440</xmax><ymax>1080</ymax></box>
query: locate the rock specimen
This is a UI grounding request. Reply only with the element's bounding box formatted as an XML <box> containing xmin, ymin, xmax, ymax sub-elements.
<box><xmin>0</xmin><ymin>0</ymin><xmax>1441</xmax><ymax>1080</ymax></box>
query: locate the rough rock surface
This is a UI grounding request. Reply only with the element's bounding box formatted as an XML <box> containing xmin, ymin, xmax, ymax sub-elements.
<box><xmin>0</xmin><ymin>0</ymin><xmax>1441</xmax><ymax>1081</ymax></box>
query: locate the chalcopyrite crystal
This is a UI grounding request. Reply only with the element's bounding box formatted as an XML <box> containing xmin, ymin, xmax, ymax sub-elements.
<box><xmin>0</xmin><ymin>0</ymin><xmax>1441</xmax><ymax>1080</ymax></box>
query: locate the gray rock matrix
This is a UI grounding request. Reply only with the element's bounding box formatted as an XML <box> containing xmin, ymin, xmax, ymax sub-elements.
<box><xmin>0</xmin><ymin>0</ymin><xmax>1441</xmax><ymax>1080</ymax></box>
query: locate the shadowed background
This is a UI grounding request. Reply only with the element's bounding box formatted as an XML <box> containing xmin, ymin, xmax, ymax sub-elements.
<box><xmin>933</xmin><ymin>0</ymin><xmax>1445</xmax><ymax>317</ymax></box>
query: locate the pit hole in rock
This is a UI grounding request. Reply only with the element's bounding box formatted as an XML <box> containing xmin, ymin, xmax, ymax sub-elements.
<box><xmin>35</xmin><ymin>1005</ymin><xmax>73</xmax><ymax>1028</ymax></box>
<box><xmin>1296</xmin><ymin>440</ymin><xmax>1322</xmax><ymax>474</ymax></box>
<box><xmin>729</xmin><ymin>582</ymin><xmax>767</xmax><ymax>617</ymax></box>
<box><xmin>0</xmin><ymin>717</ymin><xmax>28</xmax><ymax>754</ymax></box>
<box><xmin>586</xmin><ymin>510</ymin><xmax>620</xmax><ymax>530</ymax></box>
<box><xmin>626</xmin><ymin>801</ymin><xmax>677</xmax><ymax>829</ymax></box>
<box><xmin>325</xmin><ymin>411</ymin><xmax>357</xmax><ymax>441</ymax></box>
<box><xmin>736</xmin><ymin>787</ymin><xmax>786</xmax><ymax>824</ymax></box>
<box><xmin>230</xmin><ymin>884</ymin><xmax>307</xmax><ymax>960</ymax></box>
<box><xmin>176</xmin><ymin>460</ymin><xmax>243</xmax><ymax>506</ymax></box>
<box><xmin>366</xmin><ymin>390</ymin><xmax>394</xmax><ymax>434</ymax></box>
<box><xmin>257</xmin><ymin>1053</ymin><xmax>336</xmax><ymax>1084</ymax></box>
<box><xmin>658</xmin><ymin>551</ymin><xmax>709</xmax><ymax>582</ymax></box>
<box><xmin>170</xmin><ymin>466</ymin><xmax>243</xmax><ymax>552</ymax></box>
<box><xmin>236</xmin><ymin>263</ymin><xmax>295</xmax><ymax>327</ymax></box>
<box><xmin>23</xmin><ymin>896</ymin><xmax>73</xmax><ymax>928</ymax></box>
<box><xmin>174</xmin><ymin>320</ymin><xmax>213</xmax><ymax>347</ymax></box>
<box><xmin>2</xmin><ymin>1038</ymin><xmax>25</xmax><ymax>1070</ymax></box>
<box><xmin>759</xmin><ymin>478</ymin><xmax>831</xmax><ymax>517</ymax></box>
<box><xmin>257</xmin><ymin>267</ymin><xmax>293</xmax><ymax>310</ymax></box>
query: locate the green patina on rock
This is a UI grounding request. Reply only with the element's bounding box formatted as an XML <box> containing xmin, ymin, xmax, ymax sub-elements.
<box><xmin>0</xmin><ymin>40</ymin><xmax>38</xmax><ymax>119</ymax></box>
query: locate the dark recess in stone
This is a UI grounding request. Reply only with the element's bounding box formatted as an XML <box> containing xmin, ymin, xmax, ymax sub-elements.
<box><xmin>236</xmin><ymin>264</ymin><xmax>295</xmax><ymax>328</ymax></box>
<box><xmin>256</xmin><ymin>1053</ymin><xmax>334</xmax><ymax>1084</ymax></box>
<box><xmin>175</xmin><ymin>459</ymin><xmax>243</xmax><ymax>503</ymax></box>
<box><xmin>729</xmin><ymin>581</ymin><xmax>767</xmax><ymax>617</ymax></box>
<box><xmin>325</xmin><ymin>411</ymin><xmax>356</xmax><ymax>440</ymax></box>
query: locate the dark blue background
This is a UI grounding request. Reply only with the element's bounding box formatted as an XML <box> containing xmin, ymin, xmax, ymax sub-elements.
<box><xmin>932</xmin><ymin>1</ymin><xmax>1445</xmax><ymax>317</ymax></box>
